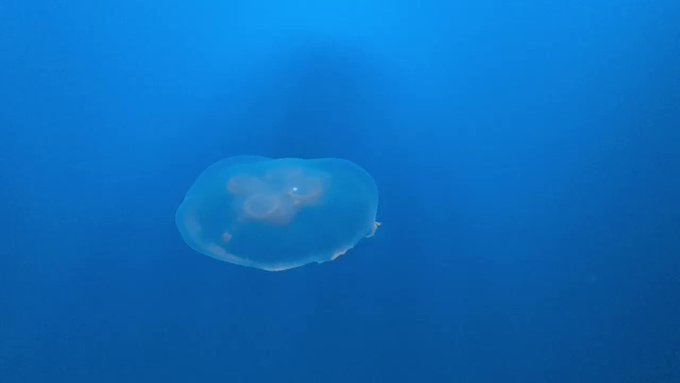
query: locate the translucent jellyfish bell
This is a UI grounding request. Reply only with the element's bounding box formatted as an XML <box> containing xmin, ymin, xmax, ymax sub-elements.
<box><xmin>175</xmin><ymin>156</ymin><xmax>380</xmax><ymax>271</ymax></box>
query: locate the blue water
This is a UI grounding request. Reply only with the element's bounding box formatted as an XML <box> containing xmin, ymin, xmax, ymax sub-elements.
<box><xmin>1</xmin><ymin>1</ymin><xmax>679</xmax><ymax>382</ymax></box>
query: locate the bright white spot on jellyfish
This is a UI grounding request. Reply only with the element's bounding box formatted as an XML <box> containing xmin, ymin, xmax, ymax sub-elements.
<box><xmin>287</xmin><ymin>177</ymin><xmax>323</xmax><ymax>206</ymax></box>
<box><xmin>175</xmin><ymin>156</ymin><xmax>379</xmax><ymax>271</ymax></box>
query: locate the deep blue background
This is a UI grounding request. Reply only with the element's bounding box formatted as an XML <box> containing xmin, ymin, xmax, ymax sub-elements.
<box><xmin>1</xmin><ymin>1</ymin><xmax>679</xmax><ymax>382</ymax></box>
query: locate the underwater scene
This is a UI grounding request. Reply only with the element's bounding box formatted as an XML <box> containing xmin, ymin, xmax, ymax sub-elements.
<box><xmin>1</xmin><ymin>0</ymin><xmax>679</xmax><ymax>382</ymax></box>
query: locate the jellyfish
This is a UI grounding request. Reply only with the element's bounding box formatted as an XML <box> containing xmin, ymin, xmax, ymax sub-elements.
<box><xmin>175</xmin><ymin>156</ymin><xmax>379</xmax><ymax>271</ymax></box>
